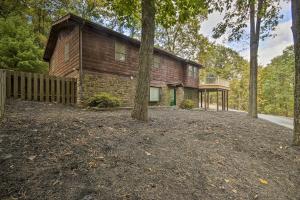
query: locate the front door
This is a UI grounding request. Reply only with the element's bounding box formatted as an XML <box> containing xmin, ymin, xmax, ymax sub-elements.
<box><xmin>170</xmin><ymin>88</ymin><xmax>176</xmax><ymax>106</ymax></box>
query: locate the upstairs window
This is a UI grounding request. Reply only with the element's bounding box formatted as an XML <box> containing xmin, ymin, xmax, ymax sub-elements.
<box><xmin>115</xmin><ymin>41</ymin><xmax>126</xmax><ymax>61</ymax></box>
<box><xmin>188</xmin><ymin>65</ymin><xmax>193</xmax><ymax>77</ymax></box>
<box><xmin>193</xmin><ymin>67</ymin><xmax>198</xmax><ymax>78</ymax></box>
<box><xmin>149</xmin><ymin>87</ymin><xmax>160</xmax><ymax>102</ymax></box>
<box><xmin>64</xmin><ymin>43</ymin><xmax>69</xmax><ymax>62</ymax></box>
<box><xmin>188</xmin><ymin>65</ymin><xmax>198</xmax><ymax>78</ymax></box>
<box><xmin>153</xmin><ymin>56</ymin><xmax>160</xmax><ymax>68</ymax></box>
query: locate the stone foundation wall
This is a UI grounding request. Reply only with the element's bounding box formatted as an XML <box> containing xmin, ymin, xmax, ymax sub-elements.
<box><xmin>79</xmin><ymin>70</ymin><xmax>199</xmax><ymax>108</ymax></box>
<box><xmin>184</xmin><ymin>88</ymin><xmax>199</xmax><ymax>108</ymax></box>
<box><xmin>81</xmin><ymin>71</ymin><xmax>136</xmax><ymax>106</ymax></box>
<box><xmin>176</xmin><ymin>87</ymin><xmax>185</xmax><ymax>107</ymax></box>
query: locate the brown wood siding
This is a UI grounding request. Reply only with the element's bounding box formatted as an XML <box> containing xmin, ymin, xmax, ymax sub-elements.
<box><xmin>49</xmin><ymin>25</ymin><xmax>80</xmax><ymax>78</ymax></box>
<box><xmin>82</xmin><ymin>27</ymin><xmax>138</xmax><ymax>76</ymax></box>
<box><xmin>82</xmin><ymin>26</ymin><xmax>199</xmax><ymax>88</ymax></box>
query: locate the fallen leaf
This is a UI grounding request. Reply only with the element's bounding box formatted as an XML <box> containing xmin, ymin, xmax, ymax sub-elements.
<box><xmin>259</xmin><ymin>178</ymin><xmax>268</xmax><ymax>185</ymax></box>
<box><xmin>28</xmin><ymin>155</ymin><xmax>36</xmax><ymax>161</ymax></box>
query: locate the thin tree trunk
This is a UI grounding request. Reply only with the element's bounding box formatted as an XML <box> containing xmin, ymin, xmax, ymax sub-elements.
<box><xmin>292</xmin><ymin>0</ymin><xmax>300</xmax><ymax>145</ymax></box>
<box><xmin>131</xmin><ymin>0</ymin><xmax>155</xmax><ymax>121</ymax></box>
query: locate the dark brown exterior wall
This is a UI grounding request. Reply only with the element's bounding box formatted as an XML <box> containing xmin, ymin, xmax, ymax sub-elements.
<box><xmin>81</xmin><ymin>26</ymin><xmax>199</xmax><ymax>88</ymax></box>
<box><xmin>49</xmin><ymin>25</ymin><xmax>80</xmax><ymax>78</ymax></box>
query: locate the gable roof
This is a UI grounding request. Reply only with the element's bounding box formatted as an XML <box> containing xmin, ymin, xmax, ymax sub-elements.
<box><xmin>43</xmin><ymin>13</ymin><xmax>202</xmax><ymax>68</ymax></box>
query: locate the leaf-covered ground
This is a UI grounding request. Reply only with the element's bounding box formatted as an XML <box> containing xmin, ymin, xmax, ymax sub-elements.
<box><xmin>0</xmin><ymin>100</ymin><xmax>299</xmax><ymax>200</ymax></box>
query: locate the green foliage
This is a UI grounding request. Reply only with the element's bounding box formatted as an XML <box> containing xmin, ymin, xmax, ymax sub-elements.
<box><xmin>212</xmin><ymin>0</ymin><xmax>282</xmax><ymax>41</ymax></box>
<box><xmin>0</xmin><ymin>16</ymin><xmax>48</xmax><ymax>73</ymax></box>
<box><xmin>87</xmin><ymin>93</ymin><xmax>121</xmax><ymax>108</ymax></box>
<box><xmin>180</xmin><ymin>99</ymin><xmax>195</xmax><ymax>109</ymax></box>
<box><xmin>258</xmin><ymin>46</ymin><xmax>294</xmax><ymax>117</ymax></box>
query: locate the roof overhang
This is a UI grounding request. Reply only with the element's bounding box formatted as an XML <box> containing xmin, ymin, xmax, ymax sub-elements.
<box><xmin>43</xmin><ymin>13</ymin><xmax>203</xmax><ymax>68</ymax></box>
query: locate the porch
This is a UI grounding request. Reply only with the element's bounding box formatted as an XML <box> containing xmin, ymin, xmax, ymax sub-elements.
<box><xmin>199</xmin><ymin>77</ymin><xmax>230</xmax><ymax>111</ymax></box>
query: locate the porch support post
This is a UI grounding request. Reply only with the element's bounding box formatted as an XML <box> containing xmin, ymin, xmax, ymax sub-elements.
<box><xmin>200</xmin><ymin>91</ymin><xmax>203</xmax><ymax>108</ymax></box>
<box><xmin>216</xmin><ymin>90</ymin><xmax>219</xmax><ymax>111</ymax></box>
<box><xmin>204</xmin><ymin>90</ymin><xmax>207</xmax><ymax>110</ymax></box>
<box><xmin>207</xmin><ymin>91</ymin><xmax>210</xmax><ymax>109</ymax></box>
<box><xmin>226</xmin><ymin>90</ymin><xmax>229</xmax><ymax>111</ymax></box>
<box><xmin>222</xmin><ymin>90</ymin><xmax>224</xmax><ymax>111</ymax></box>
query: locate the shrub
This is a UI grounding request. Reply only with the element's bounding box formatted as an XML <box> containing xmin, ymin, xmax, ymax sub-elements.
<box><xmin>87</xmin><ymin>93</ymin><xmax>121</xmax><ymax>108</ymax></box>
<box><xmin>180</xmin><ymin>99</ymin><xmax>195</xmax><ymax>109</ymax></box>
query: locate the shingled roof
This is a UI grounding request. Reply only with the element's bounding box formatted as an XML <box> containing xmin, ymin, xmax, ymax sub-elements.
<box><xmin>43</xmin><ymin>13</ymin><xmax>202</xmax><ymax>68</ymax></box>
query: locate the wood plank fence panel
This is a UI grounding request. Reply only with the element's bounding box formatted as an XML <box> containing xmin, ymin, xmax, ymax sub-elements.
<box><xmin>0</xmin><ymin>70</ymin><xmax>6</xmax><ymax>118</ymax></box>
<box><xmin>13</xmin><ymin>71</ymin><xmax>18</xmax><ymax>98</ymax></box>
<box><xmin>61</xmin><ymin>80</ymin><xmax>65</xmax><ymax>104</ymax></box>
<box><xmin>6</xmin><ymin>71</ymin><xmax>11</xmax><ymax>98</ymax></box>
<box><xmin>66</xmin><ymin>80</ymin><xmax>70</xmax><ymax>105</ymax></box>
<box><xmin>45</xmin><ymin>75</ymin><xmax>49</xmax><ymax>102</ymax></box>
<box><xmin>39</xmin><ymin>74</ymin><xmax>44</xmax><ymax>101</ymax></box>
<box><xmin>4</xmin><ymin>70</ymin><xmax>76</xmax><ymax>105</ymax></box>
<box><xmin>56</xmin><ymin>77</ymin><xmax>61</xmax><ymax>103</ymax></box>
<box><xmin>27</xmin><ymin>73</ymin><xmax>32</xmax><ymax>101</ymax></box>
<box><xmin>51</xmin><ymin>77</ymin><xmax>55</xmax><ymax>102</ymax></box>
<box><xmin>21</xmin><ymin>72</ymin><xmax>25</xmax><ymax>100</ymax></box>
<box><xmin>33</xmin><ymin>73</ymin><xmax>38</xmax><ymax>101</ymax></box>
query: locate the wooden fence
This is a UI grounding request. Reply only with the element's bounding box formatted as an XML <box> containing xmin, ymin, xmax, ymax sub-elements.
<box><xmin>0</xmin><ymin>70</ymin><xmax>6</xmax><ymax>118</ymax></box>
<box><xmin>6</xmin><ymin>70</ymin><xmax>77</xmax><ymax>104</ymax></box>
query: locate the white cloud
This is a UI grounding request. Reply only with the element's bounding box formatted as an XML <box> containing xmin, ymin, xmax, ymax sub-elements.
<box><xmin>258</xmin><ymin>20</ymin><xmax>293</xmax><ymax>65</ymax></box>
<box><xmin>199</xmin><ymin>0</ymin><xmax>293</xmax><ymax>66</ymax></box>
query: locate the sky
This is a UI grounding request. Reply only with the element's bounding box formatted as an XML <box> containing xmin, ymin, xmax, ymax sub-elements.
<box><xmin>200</xmin><ymin>1</ymin><xmax>293</xmax><ymax>66</ymax></box>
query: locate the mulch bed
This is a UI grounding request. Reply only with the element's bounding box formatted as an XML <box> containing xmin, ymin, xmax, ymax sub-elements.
<box><xmin>0</xmin><ymin>100</ymin><xmax>299</xmax><ymax>200</ymax></box>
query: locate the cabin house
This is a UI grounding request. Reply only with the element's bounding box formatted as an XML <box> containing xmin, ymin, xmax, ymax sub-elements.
<box><xmin>43</xmin><ymin>14</ymin><xmax>203</xmax><ymax>107</ymax></box>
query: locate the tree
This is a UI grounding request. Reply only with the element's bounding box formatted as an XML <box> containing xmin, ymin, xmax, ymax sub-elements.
<box><xmin>213</xmin><ymin>0</ymin><xmax>282</xmax><ymax>118</ymax></box>
<box><xmin>259</xmin><ymin>46</ymin><xmax>294</xmax><ymax>117</ymax></box>
<box><xmin>291</xmin><ymin>0</ymin><xmax>300</xmax><ymax>145</ymax></box>
<box><xmin>0</xmin><ymin>16</ymin><xmax>47</xmax><ymax>73</ymax></box>
<box><xmin>131</xmin><ymin>0</ymin><xmax>155</xmax><ymax>121</ymax></box>
<box><xmin>155</xmin><ymin>17</ymin><xmax>207</xmax><ymax>61</ymax></box>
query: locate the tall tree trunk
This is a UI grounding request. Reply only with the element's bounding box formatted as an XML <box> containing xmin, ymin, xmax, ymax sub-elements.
<box><xmin>131</xmin><ymin>0</ymin><xmax>155</xmax><ymax>121</ymax></box>
<box><xmin>292</xmin><ymin>0</ymin><xmax>300</xmax><ymax>145</ymax></box>
<box><xmin>248</xmin><ymin>2</ymin><xmax>258</xmax><ymax>118</ymax></box>
<box><xmin>248</xmin><ymin>0</ymin><xmax>263</xmax><ymax>118</ymax></box>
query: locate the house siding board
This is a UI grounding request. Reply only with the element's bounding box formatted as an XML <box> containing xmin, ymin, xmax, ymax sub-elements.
<box><xmin>82</xmin><ymin>27</ymin><xmax>138</xmax><ymax>77</ymax></box>
<box><xmin>49</xmin><ymin>25</ymin><xmax>79</xmax><ymax>78</ymax></box>
<box><xmin>81</xmin><ymin>26</ymin><xmax>193</xmax><ymax>88</ymax></box>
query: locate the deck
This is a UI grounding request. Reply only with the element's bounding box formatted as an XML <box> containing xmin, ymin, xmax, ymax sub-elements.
<box><xmin>199</xmin><ymin>77</ymin><xmax>229</xmax><ymax>111</ymax></box>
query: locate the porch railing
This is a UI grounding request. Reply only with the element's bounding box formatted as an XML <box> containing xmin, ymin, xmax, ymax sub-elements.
<box><xmin>200</xmin><ymin>76</ymin><xmax>229</xmax><ymax>87</ymax></box>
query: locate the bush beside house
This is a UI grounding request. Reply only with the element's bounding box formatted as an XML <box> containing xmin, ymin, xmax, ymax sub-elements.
<box><xmin>87</xmin><ymin>93</ymin><xmax>121</xmax><ymax>108</ymax></box>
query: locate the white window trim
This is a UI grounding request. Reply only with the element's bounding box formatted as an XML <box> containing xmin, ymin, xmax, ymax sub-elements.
<box><xmin>149</xmin><ymin>87</ymin><xmax>160</xmax><ymax>102</ymax></box>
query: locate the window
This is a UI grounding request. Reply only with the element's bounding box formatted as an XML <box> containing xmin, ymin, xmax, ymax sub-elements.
<box><xmin>153</xmin><ymin>56</ymin><xmax>160</xmax><ymax>68</ymax></box>
<box><xmin>188</xmin><ymin>65</ymin><xmax>198</xmax><ymax>78</ymax></box>
<box><xmin>188</xmin><ymin>65</ymin><xmax>193</xmax><ymax>77</ymax></box>
<box><xmin>193</xmin><ymin>67</ymin><xmax>198</xmax><ymax>78</ymax></box>
<box><xmin>149</xmin><ymin>87</ymin><xmax>160</xmax><ymax>102</ymax></box>
<box><xmin>115</xmin><ymin>41</ymin><xmax>126</xmax><ymax>61</ymax></box>
<box><xmin>64</xmin><ymin>43</ymin><xmax>69</xmax><ymax>62</ymax></box>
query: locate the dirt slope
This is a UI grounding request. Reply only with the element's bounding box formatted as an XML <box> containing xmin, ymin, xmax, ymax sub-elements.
<box><xmin>0</xmin><ymin>100</ymin><xmax>299</xmax><ymax>200</ymax></box>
